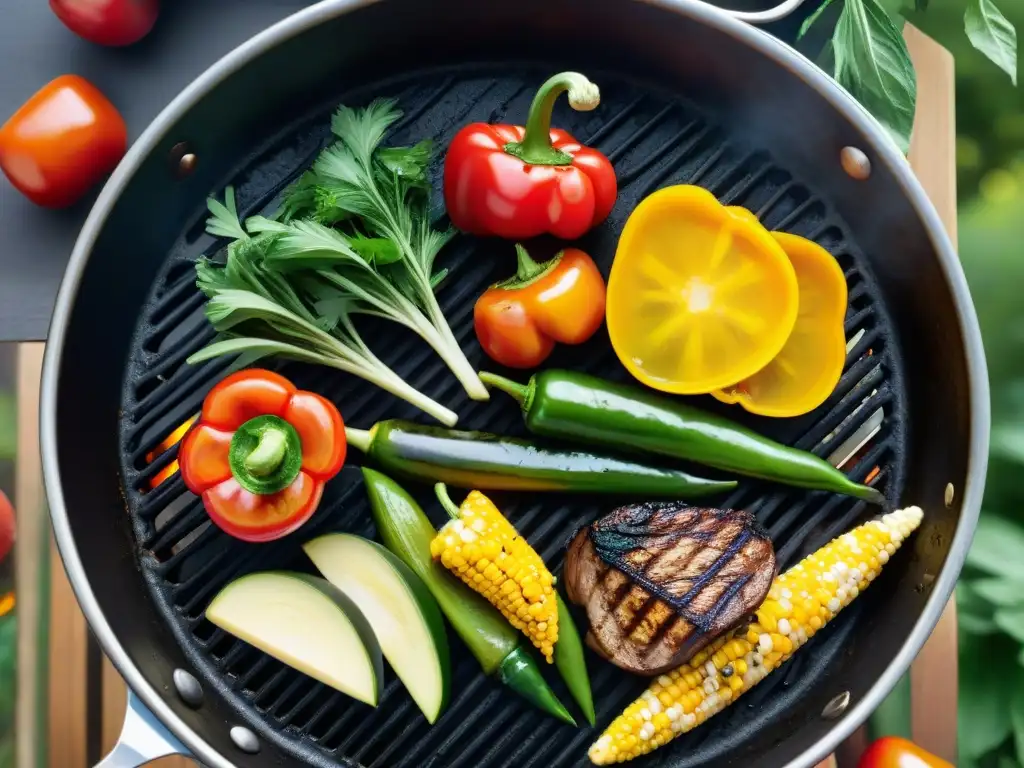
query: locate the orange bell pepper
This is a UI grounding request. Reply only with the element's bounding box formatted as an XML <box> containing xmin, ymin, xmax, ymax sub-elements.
<box><xmin>178</xmin><ymin>369</ymin><xmax>346</xmax><ymax>543</ymax></box>
<box><xmin>858</xmin><ymin>737</ymin><xmax>953</xmax><ymax>768</ymax></box>
<box><xmin>474</xmin><ymin>244</ymin><xmax>606</xmax><ymax>369</ymax></box>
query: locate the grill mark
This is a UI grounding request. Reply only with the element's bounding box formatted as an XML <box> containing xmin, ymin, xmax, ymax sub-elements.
<box><xmin>619</xmin><ymin>510</ymin><xmax>716</xmax><ymax>637</ymax></box>
<box><xmin>606</xmin><ymin>513</ymin><xmax>763</xmax><ymax>648</ymax></box>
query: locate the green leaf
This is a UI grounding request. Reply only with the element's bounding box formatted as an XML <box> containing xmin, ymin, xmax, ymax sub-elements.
<box><xmin>800</xmin><ymin>0</ymin><xmax>837</xmax><ymax>39</ymax></box>
<box><xmin>960</xmin><ymin>631</ymin><xmax>1016</xmax><ymax>760</ymax></box>
<box><xmin>915</xmin><ymin>0</ymin><xmax>928</xmax><ymax>9</ymax></box>
<box><xmin>331</xmin><ymin>98</ymin><xmax>402</xmax><ymax>164</ymax></box>
<box><xmin>206</xmin><ymin>187</ymin><xmax>248</xmax><ymax>241</ymax></box>
<box><xmin>967</xmin><ymin>514</ymin><xmax>1024</xmax><ymax>582</ymax></box>
<box><xmin>347</xmin><ymin>233</ymin><xmax>403</xmax><ymax>265</ymax></box>
<box><xmin>261</xmin><ymin>220</ymin><xmax>377</xmax><ymax>272</ymax></box>
<box><xmin>995</xmin><ymin>605</ymin><xmax>1024</xmax><ymax>642</ymax></box>
<box><xmin>378</xmin><ymin>140</ymin><xmax>433</xmax><ymax>188</ymax></box>
<box><xmin>1012</xmin><ymin>677</ymin><xmax>1024</xmax><ymax>768</ymax></box>
<box><xmin>973</xmin><ymin>578</ymin><xmax>1024</xmax><ymax>607</ymax></box>
<box><xmin>832</xmin><ymin>0</ymin><xmax>917</xmax><ymax>153</ymax></box>
<box><xmin>965</xmin><ymin>0</ymin><xmax>1018</xmax><ymax>86</ymax></box>
<box><xmin>276</xmin><ymin>171</ymin><xmax>322</xmax><ymax>223</ymax></box>
<box><xmin>959</xmin><ymin>582</ymin><xmax>1000</xmax><ymax>634</ymax></box>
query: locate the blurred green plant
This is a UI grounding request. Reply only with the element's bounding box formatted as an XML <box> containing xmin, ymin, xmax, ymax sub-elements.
<box><xmin>799</xmin><ymin>0</ymin><xmax>1017</xmax><ymax>152</ymax></box>
<box><xmin>950</xmin><ymin>172</ymin><xmax>1024</xmax><ymax>768</ymax></box>
<box><xmin>0</xmin><ymin>394</ymin><xmax>12</xmax><ymax>461</ymax></box>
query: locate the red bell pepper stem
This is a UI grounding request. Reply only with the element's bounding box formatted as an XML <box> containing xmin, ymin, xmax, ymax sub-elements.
<box><xmin>505</xmin><ymin>72</ymin><xmax>601</xmax><ymax>166</ymax></box>
<box><xmin>244</xmin><ymin>426</ymin><xmax>289</xmax><ymax>476</ymax></box>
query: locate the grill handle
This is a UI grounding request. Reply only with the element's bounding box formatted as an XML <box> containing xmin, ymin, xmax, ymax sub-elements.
<box><xmin>705</xmin><ymin>0</ymin><xmax>810</xmax><ymax>23</ymax></box>
<box><xmin>95</xmin><ymin>690</ymin><xmax>191</xmax><ymax>768</ymax></box>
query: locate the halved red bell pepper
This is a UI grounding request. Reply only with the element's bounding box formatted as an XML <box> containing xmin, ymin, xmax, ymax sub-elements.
<box><xmin>857</xmin><ymin>737</ymin><xmax>953</xmax><ymax>768</ymax></box>
<box><xmin>443</xmin><ymin>71</ymin><xmax>617</xmax><ymax>240</ymax></box>
<box><xmin>178</xmin><ymin>369</ymin><xmax>346</xmax><ymax>543</ymax></box>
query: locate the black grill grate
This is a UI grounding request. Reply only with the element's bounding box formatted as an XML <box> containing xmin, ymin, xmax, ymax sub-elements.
<box><xmin>119</xmin><ymin>66</ymin><xmax>907</xmax><ymax>767</ymax></box>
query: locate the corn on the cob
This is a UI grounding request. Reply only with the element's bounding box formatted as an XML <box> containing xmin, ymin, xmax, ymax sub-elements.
<box><xmin>588</xmin><ymin>506</ymin><xmax>924</xmax><ymax>765</ymax></box>
<box><xmin>430</xmin><ymin>484</ymin><xmax>559</xmax><ymax>662</ymax></box>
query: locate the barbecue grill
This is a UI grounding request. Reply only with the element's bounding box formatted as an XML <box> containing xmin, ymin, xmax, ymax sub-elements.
<box><xmin>39</xmin><ymin>1</ymin><xmax>988</xmax><ymax>767</ymax></box>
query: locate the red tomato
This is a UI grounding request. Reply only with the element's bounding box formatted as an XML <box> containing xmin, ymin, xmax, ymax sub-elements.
<box><xmin>0</xmin><ymin>491</ymin><xmax>16</xmax><ymax>565</ymax></box>
<box><xmin>0</xmin><ymin>75</ymin><xmax>127</xmax><ymax>209</ymax></box>
<box><xmin>50</xmin><ymin>0</ymin><xmax>160</xmax><ymax>47</ymax></box>
<box><xmin>858</xmin><ymin>737</ymin><xmax>953</xmax><ymax>768</ymax></box>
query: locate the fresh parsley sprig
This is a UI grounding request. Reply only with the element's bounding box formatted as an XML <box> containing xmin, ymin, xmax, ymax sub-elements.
<box><xmin>270</xmin><ymin>99</ymin><xmax>489</xmax><ymax>401</ymax></box>
<box><xmin>187</xmin><ymin>188</ymin><xmax>459</xmax><ymax>426</ymax></box>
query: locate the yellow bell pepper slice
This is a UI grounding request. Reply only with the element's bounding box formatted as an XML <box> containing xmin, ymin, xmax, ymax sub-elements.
<box><xmin>606</xmin><ymin>185</ymin><xmax>799</xmax><ymax>395</ymax></box>
<box><xmin>712</xmin><ymin>227</ymin><xmax>848</xmax><ymax>417</ymax></box>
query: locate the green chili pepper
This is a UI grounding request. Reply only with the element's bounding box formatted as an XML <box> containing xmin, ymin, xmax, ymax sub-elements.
<box><xmin>553</xmin><ymin>593</ymin><xmax>595</xmax><ymax>726</ymax></box>
<box><xmin>480</xmin><ymin>370</ymin><xmax>884</xmax><ymax>505</ymax></box>
<box><xmin>347</xmin><ymin>421</ymin><xmax>736</xmax><ymax>497</ymax></box>
<box><xmin>362</xmin><ymin>468</ymin><xmax>575</xmax><ymax>725</ymax></box>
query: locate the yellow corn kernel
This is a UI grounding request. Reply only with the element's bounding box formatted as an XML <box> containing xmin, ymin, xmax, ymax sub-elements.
<box><xmin>588</xmin><ymin>507</ymin><xmax>924</xmax><ymax>765</ymax></box>
<box><xmin>431</xmin><ymin>487</ymin><xmax>559</xmax><ymax>662</ymax></box>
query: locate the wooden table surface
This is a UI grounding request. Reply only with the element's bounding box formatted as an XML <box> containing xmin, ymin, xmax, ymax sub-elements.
<box><xmin>13</xmin><ymin>24</ymin><xmax>960</xmax><ymax>768</ymax></box>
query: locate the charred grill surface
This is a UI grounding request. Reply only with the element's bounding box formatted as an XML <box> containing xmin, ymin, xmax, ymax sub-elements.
<box><xmin>117</xmin><ymin>65</ymin><xmax>907</xmax><ymax>768</ymax></box>
<box><xmin>565</xmin><ymin>504</ymin><xmax>776</xmax><ymax>675</ymax></box>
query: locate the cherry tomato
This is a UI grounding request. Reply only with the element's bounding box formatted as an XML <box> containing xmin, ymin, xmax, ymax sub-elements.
<box><xmin>0</xmin><ymin>491</ymin><xmax>16</xmax><ymax>565</ymax></box>
<box><xmin>50</xmin><ymin>0</ymin><xmax>160</xmax><ymax>47</ymax></box>
<box><xmin>858</xmin><ymin>737</ymin><xmax>953</xmax><ymax>768</ymax></box>
<box><xmin>0</xmin><ymin>75</ymin><xmax>127</xmax><ymax>209</ymax></box>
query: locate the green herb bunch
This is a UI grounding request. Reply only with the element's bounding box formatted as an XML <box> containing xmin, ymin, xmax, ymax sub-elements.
<box><xmin>188</xmin><ymin>99</ymin><xmax>491</xmax><ymax>426</ymax></box>
<box><xmin>800</xmin><ymin>0</ymin><xmax>1017</xmax><ymax>153</ymax></box>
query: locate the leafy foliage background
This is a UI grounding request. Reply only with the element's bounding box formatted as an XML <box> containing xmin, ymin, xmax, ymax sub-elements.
<box><xmin>839</xmin><ymin>0</ymin><xmax>1024</xmax><ymax>764</ymax></box>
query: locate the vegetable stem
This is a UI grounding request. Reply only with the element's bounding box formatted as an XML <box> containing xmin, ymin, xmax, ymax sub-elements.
<box><xmin>344</xmin><ymin>427</ymin><xmax>372</xmax><ymax>453</ymax></box>
<box><xmin>434</xmin><ymin>483</ymin><xmax>461</xmax><ymax>520</ymax></box>
<box><xmin>515</xmin><ymin>244</ymin><xmax>545</xmax><ymax>281</ymax></box>
<box><xmin>479</xmin><ymin>372</ymin><xmax>530</xmax><ymax>406</ymax></box>
<box><xmin>421</xmin><ymin>291</ymin><xmax>490</xmax><ymax>401</ymax></box>
<box><xmin>244</xmin><ymin>427</ymin><xmax>289</xmax><ymax>477</ymax></box>
<box><xmin>319</xmin><ymin>355</ymin><xmax>458</xmax><ymax>427</ymax></box>
<box><xmin>505</xmin><ymin>72</ymin><xmax>600</xmax><ymax>166</ymax></box>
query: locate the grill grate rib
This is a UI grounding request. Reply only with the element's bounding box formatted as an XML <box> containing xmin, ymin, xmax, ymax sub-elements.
<box><xmin>117</xmin><ymin>67</ymin><xmax>907</xmax><ymax>768</ymax></box>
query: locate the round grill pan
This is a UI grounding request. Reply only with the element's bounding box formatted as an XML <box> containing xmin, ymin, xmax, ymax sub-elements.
<box><xmin>40</xmin><ymin>1</ymin><xmax>989</xmax><ymax>767</ymax></box>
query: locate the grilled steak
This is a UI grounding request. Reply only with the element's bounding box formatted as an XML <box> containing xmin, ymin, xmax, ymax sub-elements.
<box><xmin>564</xmin><ymin>502</ymin><xmax>776</xmax><ymax>676</ymax></box>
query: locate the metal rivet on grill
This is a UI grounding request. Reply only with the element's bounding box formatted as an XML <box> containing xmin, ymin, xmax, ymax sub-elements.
<box><xmin>945</xmin><ymin>483</ymin><xmax>955</xmax><ymax>507</ymax></box>
<box><xmin>822</xmin><ymin>691</ymin><xmax>851</xmax><ymax>720</ymax></box>
<box><xmin>169</xmin><ymin>142</ymin><xmax>197</xmax><ymax>178</ymax></box>
<box><xmin>840</xmin><ymin>147</ymin><xmax>872</xmax><ymax>180</ymax></box>
<box><xmin>172</xmin><ymin>668</ymin><xmax>203</xmax><ymax>708</ymax></box>
<box><xmin>230</xmin><ymin>726</ymin><xmax>260</xmax><ymax>754</ymax></box>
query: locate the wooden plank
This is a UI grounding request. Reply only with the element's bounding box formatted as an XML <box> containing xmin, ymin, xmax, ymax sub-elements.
<box><xmin>904</xmin><ymin>23</ymin><xmax>960</xmax><ymax>766</ymax></box>
<box><xmin>47</xmin><ymin>540</ymin><xmax>88</xmax><ymax>768</ymax></box>
<box><xmin>15</xmin><ymin>343</ymin><xmax>46</xmax><ymax>768</ymax></box>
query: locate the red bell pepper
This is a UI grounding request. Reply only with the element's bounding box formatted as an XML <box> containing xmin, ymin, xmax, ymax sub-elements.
<box><xmin>443</xmin><ymin>71</ymin><xmax>617</xmax><ymax>241</ymax></box>
<box><xmin>857</xmin><ymin>737</ymin><xmax>953</xmax><ymax>768</ymax></box>
<box><xmin>178</xmin><ymin>369</ymin><xmax>346</xmax><ymax>543</ymax></box>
